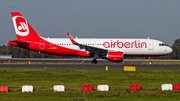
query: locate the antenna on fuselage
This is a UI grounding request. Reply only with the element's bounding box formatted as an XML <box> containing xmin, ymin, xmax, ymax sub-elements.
<box><xmin>147</xmin><ymin>37</ymin><xmax>150</xmax><ymax>39</ymax></box>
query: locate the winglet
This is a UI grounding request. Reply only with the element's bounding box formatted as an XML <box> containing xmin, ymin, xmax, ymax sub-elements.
<box><xmin>67</xmin><ymin>32</ymin><xmax>77</xmax><ymax>44</ymax></box>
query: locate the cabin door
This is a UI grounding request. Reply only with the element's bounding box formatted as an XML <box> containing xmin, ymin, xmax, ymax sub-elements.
<box><xmin>148</xmin><ymin>40</ymin><xmax>154</xmax><ymax>50</ymax></box>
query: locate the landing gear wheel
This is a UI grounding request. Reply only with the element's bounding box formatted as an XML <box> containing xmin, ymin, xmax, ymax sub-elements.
<box><xmin>91</xmin><ymin>59</ymin><xmax>98</xmax><ymax>64</ymax></box>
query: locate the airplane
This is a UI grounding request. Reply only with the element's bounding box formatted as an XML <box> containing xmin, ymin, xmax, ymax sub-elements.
<box><xmin>8</xmin><ymin>12</ymin><xmax>172</xmax><ymax>64</ymax></box>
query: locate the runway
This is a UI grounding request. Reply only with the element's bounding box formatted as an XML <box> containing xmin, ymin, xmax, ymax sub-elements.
<box><xmin>0</xmin><ymin>58</ymin><xmax>179</xmax><ymax>70</ymax></box>
<box><xmin>0</xmin><ymin>64</ymin><xmax>179</xmax><ymax>70</ymax></box>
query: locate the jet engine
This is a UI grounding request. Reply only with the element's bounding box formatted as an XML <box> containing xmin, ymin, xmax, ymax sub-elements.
<box><xmin>106</xmin><ymin>51</ymin><xmax>124</xmax><ymax>62</ymax></box>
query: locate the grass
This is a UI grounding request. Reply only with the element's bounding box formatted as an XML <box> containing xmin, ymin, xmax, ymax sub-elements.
<box><xmin>0</xmin><ymin>68</ymin><xmax>180</xmax><ymax>101</ymax></box>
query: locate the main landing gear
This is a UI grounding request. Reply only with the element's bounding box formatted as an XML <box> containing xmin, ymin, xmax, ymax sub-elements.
<box><xmin>91</xmin><ymin>59</ymin><xmax>98</xmax><ymax>64</ymax></box>
<box><xmin>91</xmin><ymin>53</ymin><xmax>99</xmax><ymax>64</ymax></box>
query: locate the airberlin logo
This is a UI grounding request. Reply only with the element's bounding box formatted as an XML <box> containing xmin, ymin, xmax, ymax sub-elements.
<box><xmin>18</xmin><ymin>22</ymin><xmax>28</xmax><ymax>31</ymax></box>
<box><xmin>12</xmin><ymin>16</ymin><xmax>29</xmax><ymax>36</ymax></box>
<box><xmin>102</xmin><ymin>40</ymin><xmax>147</xmax><ymax>48</ymax></box>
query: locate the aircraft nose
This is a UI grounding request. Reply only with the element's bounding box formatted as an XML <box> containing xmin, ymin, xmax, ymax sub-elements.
<box><xmin>167</xmin><ymin>47</ymin><xmax>173</xmax><ymax>54</ymax></box>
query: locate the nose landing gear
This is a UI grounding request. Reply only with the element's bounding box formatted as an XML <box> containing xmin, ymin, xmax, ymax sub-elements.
<box><xmin>148</xmin><ymin>56</ymin><xmax>152</xmax><ymax>65</ymax></box>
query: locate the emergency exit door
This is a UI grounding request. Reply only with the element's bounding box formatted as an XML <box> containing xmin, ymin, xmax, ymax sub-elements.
<box><xmin>39</xmin><ymin>40</ymin><xmax>45</xmax><ymax>50</ymax></box>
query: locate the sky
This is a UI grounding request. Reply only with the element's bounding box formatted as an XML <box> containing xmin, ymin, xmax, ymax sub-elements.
<box><xmin>0</xmin><ymin>0</ymin><xmax>180</xmax><ymax>46</ymax></box>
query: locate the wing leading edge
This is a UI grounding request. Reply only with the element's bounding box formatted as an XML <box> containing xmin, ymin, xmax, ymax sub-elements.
<box><xmin>67</xmin><ymin>32</ymin><xmax>108</xmax><ymax>55</ymax></box>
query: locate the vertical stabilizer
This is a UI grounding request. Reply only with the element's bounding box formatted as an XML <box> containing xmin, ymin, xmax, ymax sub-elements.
<box><xmin>11</xmin><ymin>12</ymin><xmax>41</xmax><ymax>41</ymax></box>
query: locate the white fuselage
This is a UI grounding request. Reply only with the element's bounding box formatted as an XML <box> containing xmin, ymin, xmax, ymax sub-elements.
<box><xmin>44</xmin><ymin>38</ymin><xmax>172</xmax><ymax>56</ymax></box>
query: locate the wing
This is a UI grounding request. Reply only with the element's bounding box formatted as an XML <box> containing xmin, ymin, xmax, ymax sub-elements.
<box><xmin>67</xmin><ymin>32</ymin><xmax>108</xmax><ymax>55</ymax></box>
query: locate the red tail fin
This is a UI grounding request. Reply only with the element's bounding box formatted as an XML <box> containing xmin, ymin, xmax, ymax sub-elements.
<box><xmin>11</xmin><ymin>12</ymin><xmax>41</xmax><ymax>41</ymax></box>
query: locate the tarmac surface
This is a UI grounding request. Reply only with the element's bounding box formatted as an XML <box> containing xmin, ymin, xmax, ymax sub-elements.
<box><xmin>0</xmin><ymin>64</ymin><xmax>179</xmax><ymax>70</ymax></box>
<box><xmin>0</xmin><ymin>58</ymin><xmax>179</xmax><ymax>70</ymax></box>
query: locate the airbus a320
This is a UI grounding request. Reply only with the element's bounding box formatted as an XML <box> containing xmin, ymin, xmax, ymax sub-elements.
<box><xmin>8</xmin><ymin>12</ymin><xmax>172</xmax><ymax>64</ymax></box>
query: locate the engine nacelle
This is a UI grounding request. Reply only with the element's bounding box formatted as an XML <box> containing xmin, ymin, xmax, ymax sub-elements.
<box><xmin>107</xmin><ymin>51</ymin><xmax>124</xmax><ymax>62</ymax></box>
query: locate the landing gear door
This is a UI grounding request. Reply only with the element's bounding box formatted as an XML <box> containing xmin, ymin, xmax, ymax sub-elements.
<box><xmin>148</xmin><ymin>40</ymin><xmax>153</xmax><ymax>50</ymax></box>
<box><xmin>39</xmin><ymin>40</ymin><xmax>45</xmax><ymax>50</ymax></box>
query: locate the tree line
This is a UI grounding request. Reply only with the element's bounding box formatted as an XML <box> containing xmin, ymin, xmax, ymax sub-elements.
<box><xmin>0</xmin><ymin>38</ymin><xmax>180</xmax><ymax>59</ymax></box>
<box><xmin>0</xmin><ymin>45</ymin><xmax>63</xmax><ymax>58</ymax></box>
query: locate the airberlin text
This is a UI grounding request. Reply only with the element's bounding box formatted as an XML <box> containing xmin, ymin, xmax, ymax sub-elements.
<box><xmin>103</xmin><ymin>40</ymin><xmax>147</xmax><ymax>49</ymax></box>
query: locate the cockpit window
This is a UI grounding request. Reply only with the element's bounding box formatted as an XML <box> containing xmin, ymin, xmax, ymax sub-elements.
<box><xmin>159</xmin><ymin>43</ymin><xmax>168</xmax><ymax>46</ymax></box>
